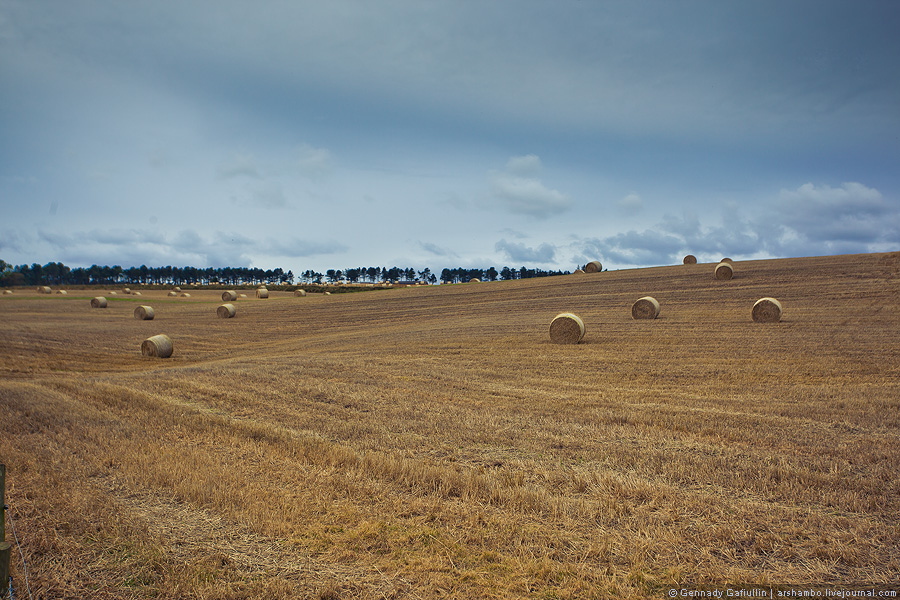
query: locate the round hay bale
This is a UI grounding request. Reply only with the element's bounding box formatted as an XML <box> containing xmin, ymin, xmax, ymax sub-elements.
<box><xmin>110</xmin><ymin>291</ymin><xmax>118</xmax><ymax>296</ymax></box>
<box><xmin>721</xmin><ymin>257</ymin><xmax>733</xmax><ymax>263</ymax></box>
<box><xmin>683</xmin><ymin>254</ymin><xmax>697</xmax><ymax>265</ymax></box>
<box><xmin>3</xmin><ymin>290</ymin><xmax>12</xmax><ymax>295</ymax></box>
<box><xmin>256</xmin><ymin>288</ymin><xmax>269</xmax><ymax>298</ymax></box>
<box><xmin>714</xmin><ymin>262</ymin><xmax>734</xmax><ymax>280</ymax></box>
<box><xmin>217</xmin><ymin>303</ymin><xmax>236</xmax><ymax>319</ymax></box>
<box><xmin>549</xmin><ymin>313</ymin><xmax>585</xmax><ymax>344</ymax></box>
<box><xmin>573</xmin><ymin>269</ymin><xmax>584</xmax><ymax>274</ymax></box>
<box><xmin>179</xmin><ymin>292</ymin><xmax>191</xmax><ymax>298</ymax></box>
<box><xmin>584</xmin><ymin>261</ymin><xmax>602</xmax><ymax>273</ymax></box>
<box><xmin>90</xmin><ymin>296</ymin><xmax>108</xmax><ymax>308</ymax></box>
<box><xmin>133</xmin><ymin>291</ymin><xmax>142</xmax><ymax>296</ymax></box>
<box><xmin>133</xmin><ymin>305</ymin><xmax>155</xmax><ymax>320</ymax></box>
<box><xmin>632</xmin><ymin>296</ymin><xmax>660</xmax><ymax>320</ymax></box>
<box><xmin>174</xmin><ymin>287</ymin><xmax>182</xmax><ymax>292</ymax></box>
<box><xmin>57</xmin><ymin>290</ymin><xmax>68</xmax><ymax>295</ymax></box>
<box><xmin>752</xmin><ymin>297</ymin><xmax>783</xmax><ymax>323</ymax></box>
<box><xmin>38</xmin><ymin>286</ymin><xmax>52</xmax><ymax>294</ymax></box>
<box><xmin>324</xmin><ymin>291</ymin><xmax>331</xmax><ymax>295</ymax></box>
<box><xmin>294</xmin><ymin>289</ymin><xmax>307</xmax><ymax>297</ymax></box>
<box><xmin>123</xmin><ymin>288</ymin><xmax>131</xmax><ymax>294</ymax></box>
<box><xmin>239</xmin><ymin>293</ymin><xmax>247</xmax><ymax>298</ymax></box>
<box><xmin>141</xmin><ymin>334</ymin><xmax>173</xmax><ymax>358</ymax></box>
<box><xmin>167</xmin><ymin>291</ymin><xmax>177</xmax><ymax>297</ymax></box>
<box><xmin>222</xmin><ymin>290</ymin><xmax>238</xmax><ymax>301</ymax></box>
<box><xmin>470</xmin><ymin>278</ymin><xmax>481</xmax><ymax>283</ymax></box>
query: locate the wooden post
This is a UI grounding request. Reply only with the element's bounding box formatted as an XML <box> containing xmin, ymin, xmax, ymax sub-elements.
<box><xmin>0</xmin><ymin>463</ymin><xmax>9</xmax><ymax>599</ymax></box>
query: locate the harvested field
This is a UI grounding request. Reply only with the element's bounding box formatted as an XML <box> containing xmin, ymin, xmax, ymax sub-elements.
<box><xmin>1</xmin><ymin>252</ymin><xmax>899</xmax><ymax>598</ymax></box>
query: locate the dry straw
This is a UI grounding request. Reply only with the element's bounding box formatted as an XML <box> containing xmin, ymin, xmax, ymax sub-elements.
<box><xmin>584</xmin><ymin>261</ymin><xmax>602</xmax><ymax>273</ymax></box>
<box><xmin>217</xmin><ymin>303</ymin><xmax>236</xmax><ymax>319</ymax></box>
<box><xmin>752</xmin><ymin>297</ymin><xmax>783</xmax><ymax>323</ymax></box>
<box><xmin>134</xmin><ymin>305</ymin><xmax>155</xmax><ymax>320</ymax></box>
<box><xmin>90</xmin><ymin>297</ymin><xmax>108</xmax><ymax>308</ymax></box>
<box><xmin>632</xmin><ymin>296</ymin><xmax>660</xmax><ymax>319</ymax></box>
<box><xmin>715</xmin><ymin>262</ymin><xmax>734</xmax><ymax>280</ymax></box>
<box><xmin>683</xmin><ymin>254</ymin><xmax>697</xmax><ymax>264</ymax></box>
<box><xmin>257</xmin><ymin>288</ymin><xmax>269</xmax><ymax>298</ymax></box>
<box><xmin>294</xmin><ymin>289</ymin><xmax>307</xmax><ymax>297</ymax></box>
<box><xmin>222</xmin><ymin>290</ymin><xmax>238</xmax><ymax>301</ymax></box>
<box><xmin>549</xmin><ymin>313</ymin><xmax>585</xmax><ymax>344</ymax></box>
<box><xmin>141</xmin><ymin>334</ymin><xmax>173</xmax><ymax>358</ymax></box>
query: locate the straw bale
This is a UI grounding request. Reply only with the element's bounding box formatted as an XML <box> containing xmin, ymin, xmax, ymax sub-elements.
<box><xmin>715</xmin><ymin>262</ymin><xmax>734</xmax><ymax>280</ymax></box>
<box><xmin>38</xmin><ymin>286</ymin><xmax>52</xmax><ymax>294</ymax></box>
<box><xmin>134</xmin><ymin>305</ymin><xmax>155</xmax><ymax>320</ymax></box>
<box><xmin>180</xmin><ymin>292</ymin><xmax>191</xmax><ymax>298</ymax></box>
<box><xmin>174</xmin><ymin>287</ymin><xmax>182</xmax><ymax>292</ymax></box>
<box><xmin>90</xmin><ymin>296</ymin><xmax>108</xmax><ymax>308</ymax></box>
<box><xmin>141</xmin><ymin>334</ymin><xmax>173</xmax><ymax>358</ymax></box>
<box><xmin>2</xmin><ymin>290</ymin><xmax>12</xmax><ymax>295</ymax></box>
<box><xmin>549</xmin><ymin>313</ymin><xmax>585</xmax><ymax>344</ymax></box>
<box><xmin>217</xmin><ymin>303</ymin><xmax>236</xmax><ymax>319</ymax></box>
<box><xmin>110</xmin><ymin>291</ymin><xmax>118</xmax><ymax>295</ymax></box>
<box><xmin>239</xmin><ymin>293</ymin><xmax>247</xmax><ymax>298</ymax></box>
<box><xmin>167</xmin><ymin>291</ymin><xmax>177</xmax><ymax>297</ymax></box>
<box><xmin>57</xmin><ymin>290</ymin><xmax>68</xmax><ymax>295</ymax></box>
<box><xmin>752</xmin><ymin>297</ymin><xmax>783</xmax><ymax>323</ymax></box>
<box><xmin>294</xmin><ymin>289</ymin><xmax>307</xmax><ymax>297</ymax></box>
<box><xmin>222</xmin><ymin>290</ymin><xmax>238</xmax><ymax>301</ymax></box>
<box><xmin>632</xmin><ymin>296</ymin><xmax>660</xmax><ymax>320</ymax></box>
<box><xmin>573</xmin><ymin>269</ymin><xmax>584</xmax><ymax>274</ymax></box>
<box><xmin>257</xmin><ymin>288</ymin><xmax>269</xmax><ymax>298</ymax></box>
<box><xmin>123</xmin><ymin>288</ymin><xmax>131</xmax><ymax>294</ymax></box>
<box><xmin>584</xmin><ymin>261</ymin><xmax>602</xmax><ymax>273</ymax></box>
<box><xmin>683</xmin><ymin>255</ymin><xmax>697</xmax><ymax>264</ymax></box>
<box><xmin>324</xmin><ymin>291</ymin><xmax>331</xmax><ymax>295</ymax></box>
<box><xmin>133</xmin><ymin>291</ymin><xmax>142</xmax><ymax>296</ymax></box>
<box><xmin>470</xmin><ymin>278</ymin><xmax>481</xmax><ymax>283</ymax></box>
<box><xmin>721</xmin><ymin>258</ymin><xmax>733</xmax><ymax>263</ymax></box>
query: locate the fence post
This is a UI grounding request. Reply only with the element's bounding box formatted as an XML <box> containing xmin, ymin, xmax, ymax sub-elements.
<box><xmin>0</xmin><ymin>463</ymin><xmax>9</xmax><ymax>599</ymax></box>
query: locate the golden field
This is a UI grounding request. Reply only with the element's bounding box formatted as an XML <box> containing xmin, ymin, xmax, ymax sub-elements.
<box><xmin>1</xmin><ymin>252</ymin><xmax>898</xmax><ymax>599</ymax></box>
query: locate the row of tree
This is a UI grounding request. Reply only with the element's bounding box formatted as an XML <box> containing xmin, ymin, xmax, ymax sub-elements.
<box><xmin>0</xmin><ymin>259</ymin><xmax>572</xmax><ymax>287</ymax></box>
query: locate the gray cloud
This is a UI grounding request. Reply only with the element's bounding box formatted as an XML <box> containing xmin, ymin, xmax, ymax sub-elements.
<box><xmin>418</xmin><ymin>241</ymin><xmax>459</xmax><ymax>258</ymax></box>
<box><xmin>217</xmin><ymin>154</ymin><xmax>262</xmax><ymax>180</ymax></box>
<box><xmin>495</xmin><ymin>239</ymin><xmax>556</xmax><ymax>264</ymax></box>
<box><xmin>489</xmin><ymin>155</ymin><xmax>572</xmax><ymax>218</ymax></box>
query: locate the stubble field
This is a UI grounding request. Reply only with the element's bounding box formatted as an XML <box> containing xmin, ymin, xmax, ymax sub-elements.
<box><xmin>1</xmin><ymin>252</ymin><xmax>899</xmax><ymax>599</ymax></box>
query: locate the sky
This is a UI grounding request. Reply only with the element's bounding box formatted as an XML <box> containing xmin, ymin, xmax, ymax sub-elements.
<box><xmin>2</xmin><ymin>1</ymin><xmax>899</xmax><ymax>276</ymax></box>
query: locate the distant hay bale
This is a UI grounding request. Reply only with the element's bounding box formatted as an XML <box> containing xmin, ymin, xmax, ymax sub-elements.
<box><xmin>123</xmin><ymin>288</ymin><xmax>131</xmax><ymax>294</ymax></box>
<box><xmin>174</xmin><ymin>287</ymin><xmax>182</xmax><ymax>292</ymax></box>
<box><xmin>180</xmin><ymin>292</ymin><xmax>191</xmax><ymax>298</ymax></box>
<box><xmin>324</xmin><ymin>291</ymin><xmax>331</xmax><ymax>295</ymax></box>
<box><xmin>217</xmin><ymin>303</ymin><xmax>236</xmax><ymax>319</ymax></box>
<box><xmin>584</xmin><ymin>261</ymin><xmax>602</xmax><ymax>273</ymax></box>
<box><xmin>752</xmin><ymin>297</ymin><xmax>783</xmax><ymax>323</ymax></box>
<box><xmin>256</xmin><ymin>288</ymin><xmax>269</xmax><ymax>298</ymax></box>
<box><xmin>222</xmin><ymin>290</ymin><xmax>238</xmax><ymax>301</ymax></box>
<box><xmin>38</xmin><ymin>286</ymin><xmax>52</xmax><ymax>294</ymax></box>
<box><xmin>683</xmin><ymin>255</ymin><xmax>697</xmax><ymax>264</ymax></box>
<box><xmin>470</xmin><ymin>278</ymin><xmax>481</xmax><ymax>283</ymax></box>
<box><xmin>3</xmin><ymin>290</ymin><xmax>12</xmax><ymax>295</ymax></box>
<box><xmin>715</xmin><ymin>262</ymin><xmax>734</xmax><ymax>280</ymax></box>
<box><xmin>141</xmin><ymin>334</ymin><xmax>173</xmax><ymax>358</ymax></box>
<box><xmin>133</xmin><ymin>305</ymin><xmax>155</xmax><ymax>320</ymax></box>
<box><xmin>573</xmin><ymin>269</ymin><xmax>584</xmax><ymax>274</ymax></box>
<box><xmin>721</xmin><ymin>257</ymin><xmax>733</xmax><ymax>263</ymax></box>
<box><xmin>167</xmin><ymin>291</ymin><xmax>177</xmax><ymax>297</ymax></box>
<box><xmin>239</xmin><ymin>293</ymin><xmax>247</xmax><ymax>298</ymax></box>
<box><xmin>110</xmin><ymin>291</ymin><xmax>118</xmax><ymax>296</ymax></box>
<box><xmin>90</xmin><ymin>296</ymin><xmax>108</xmax><ymax>308</ymax></box>
<box><xmin>632</xmin><ymin>296</ymin><xmax>660</xmax><ymax>319</ymax></box>
<box><xmin>549</xmin><ymin>313</ymin><xmax>585</xmax><ymax>344</ymax></box>
<box><xmin>57</xmin><ymin>290</ymin><xmax>68</xmax><ymax>295</ymax></box>
<box><xmin>294</xmin><ymin>289</ymin><xmax>307</xmax><ymax>297</ymax></box>
<box><xmin>133</xmin><ymin>291</ymin><xmax>142</xmax><ymax>296</ymax></box>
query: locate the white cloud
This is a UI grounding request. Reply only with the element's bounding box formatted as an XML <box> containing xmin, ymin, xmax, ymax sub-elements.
<box><xmin>217</xmin><ymin>153</ymin><xmax>262</xmax><ymax>180</ymax></box>
<box><xmin>495</xmin><ymin>239</ymin><xmax>556</xmax><ymax>264</ymax></box>
<box><xmin>617</xmin><ymin>192</ymin><xmax>643</xmax><ymax>215</ymax></box>
<box><xmin>489</xmin><ymin>155</ymin><xmax>572</xmax><ymax>218</ymax></box>
<box><xmin>296</xmin><ymin>144</ymin><xmax>333</xmax><ymax>178</ymax></box>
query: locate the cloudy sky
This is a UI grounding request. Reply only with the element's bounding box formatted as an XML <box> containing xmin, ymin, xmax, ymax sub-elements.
<box><xmin>2</xmin><ymin>1</ymin><xmax>899</xmax><ymax>275</ymax></box>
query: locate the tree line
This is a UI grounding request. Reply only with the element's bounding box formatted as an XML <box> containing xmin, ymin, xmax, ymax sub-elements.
<box><xmin>0</xmin><ymin>259</ymin><xmax>571</xmax><ymax>287</ymax></box>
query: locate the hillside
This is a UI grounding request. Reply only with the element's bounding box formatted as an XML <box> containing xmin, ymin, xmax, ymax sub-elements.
<box><xmin>1</xmin><ymin>252</ymin><xmax>898</xmax><ymax>598</ymax></box>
